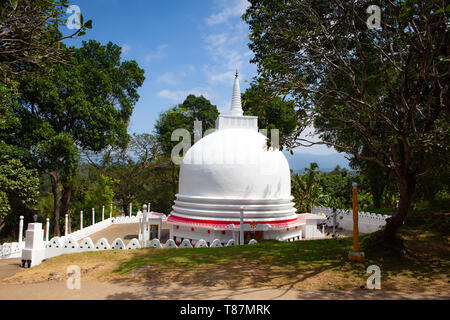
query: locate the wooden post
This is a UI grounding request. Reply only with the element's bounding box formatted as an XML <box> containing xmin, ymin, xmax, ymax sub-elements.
<box><xmin>349</xmin><ymin>182</ymin><xmax>365</xmax><ymax>261</ymax></box>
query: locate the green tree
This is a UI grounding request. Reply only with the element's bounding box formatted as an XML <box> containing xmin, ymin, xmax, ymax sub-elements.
<box><xmin>155</xmin><ymin>95</ymin><xmax>219</xmax><ymax>196</ymax></box>
<box><xmin>0</xmin><ymin>86</ymin><xmax>40</xmax><ymax>240</ymax></box>
<box><xmin>242</xmin><ymin>81</ymin><xmax>303</xmax><ymax>149</ymax></box>
<box><xmin>291</xmin><ymin>162</ymin><xmax>322</xmax><ymax>212</ymax></box>
<box><xmin>155</xmin><ymin>95</ymin><xmax>219</xmax><ymax>156</ymax></box>
<box><xmin>16</xmin><ymin>41</ymin><xmax>145</xmax><ymax>235</ymax></box>
<box><xmin>98</xmin><ymin>134</ymin><xmax>162</xmax><ymax>216</ymax></box>
<box><xmin>243</xmin><ymin>0</ymin><xmax>449</xmax><ymax>241</ymax></box>
<box><xmin>0</xmin><ymin>0</ymin><xmax>92</xmax><ymax>78</ymax></box>
<box><xmin>0</xmin><ymin>0</ymin><xmax>91</xmax><ymax>239</ymax></box>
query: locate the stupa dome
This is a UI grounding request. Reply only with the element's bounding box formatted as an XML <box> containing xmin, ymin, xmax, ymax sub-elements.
<box><xmin>180</xmin><ymin>128</ymin><xmax>292</xmax><ymax>200</ymax></box>
<box><xmin>167</xmin><ymin>72</ymin><xmax>312</xmax><ymax>244</ymax></box>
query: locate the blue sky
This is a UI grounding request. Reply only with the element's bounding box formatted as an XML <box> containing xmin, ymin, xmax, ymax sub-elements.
<box><xmin>61</xmin><ymin>0</ymin><xmax>340</xmax><ymax>156</ymax></box>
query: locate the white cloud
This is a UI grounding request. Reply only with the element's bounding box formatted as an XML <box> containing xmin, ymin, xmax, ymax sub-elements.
<box><xmin>157</xmin><ymin>72</ymin><xmax>183</xmax><ymax>85</ymax></box>
<box><xmin>121</xmin><ymin>44</ymin><xmax>131</xmax><ymax>56</ymax></box>
<box><xmin>144</xmin><ymin>43</ymin><xmax>168</xmax><ymax>66</ymax></box>
<box><xmin>202</xmin><ymin>0</ymin><xmax>254</xmax><ymax>85</ymax></box>
<box><xmin>205</xmin><ymin>0</ymin><xmax>250</xmax><ymax>25</ymax></box>
<box><xmin>202</xmin><ymin>32</ymin><xmax>246</xmax><ymax>84</ymax></box>
<box><xmin>157</xmin><ymin>88</ymin><xmax>210</xmax><ymax>102</ymax></box>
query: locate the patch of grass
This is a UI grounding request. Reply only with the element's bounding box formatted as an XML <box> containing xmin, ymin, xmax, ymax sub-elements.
<box><xmin>113</xmin><ymin>238</ymin><xmax>355</xmax><ymax>275</ymax></box>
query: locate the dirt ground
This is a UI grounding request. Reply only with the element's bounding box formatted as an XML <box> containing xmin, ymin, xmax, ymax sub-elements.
<box><xmin>0</xmin><ymin>280</ymin><xmax>448</xmax><ymax>300</ymax></box>
<box><xmin>1</xmin><ymin>223</ymin><xmax>447</xmax><ymax>300</ymax></box>
<box><xmin>0</xmin><ymin>258</ymin><xmax>21</xmax><ymax>281</ymax></box>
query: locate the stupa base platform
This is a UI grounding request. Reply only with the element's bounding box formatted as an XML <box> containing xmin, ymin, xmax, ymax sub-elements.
<box><xmin>167</xmin><ymin>213</ymin><xmax>325</xmax><ymax>245</ymax></box>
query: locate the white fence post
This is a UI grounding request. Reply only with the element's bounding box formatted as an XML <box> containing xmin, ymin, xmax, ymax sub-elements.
<box><xmin>102</xmin><ymin>205</ymin><xmax>105</xmax><ymax>221</ymax></box>
<box><xmin>65</xmin><ymin>214</ymin><xmax>68</xmax><ymax>236</ymax></box>
<box><xmin>129</xmin><ymin>203</ymin><xmax>132</xmax><ymax>217</ymax></box>
<box><xmin>45</xmin><ymin>218</ymin><xmax>50</xmax><ymax>242</ymax></box>
<box><xmin>80</xmin><ymin>210</ymin><xmax>83</xmax><ymax>230</ymax></box>
<box><xmin>92</xmin><ymin>208</ymin><xmax>95</xmax><ymax>225</ymax></box>
<box><xmin>148</xmin><ymin>203</ymin><xmax>150</xmax><ymax>212</ymax></box>
<box><xmin>239</xmin><ymin>206</ymin><xmax>244</xmax><ymax>245</ymax></box>
<box><xmin>18</xmin><ymin>216</ymin><xmax>24</xmax><ymax>244</ymax></box>
<box><xmin>142</xmin><ymin>204</ymin><xmax>147</xmax><ymax>248</ymax></box>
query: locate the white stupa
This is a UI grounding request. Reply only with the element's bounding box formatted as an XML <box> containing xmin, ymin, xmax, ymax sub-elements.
<box><xmin>167</xmin><ymin>72</ymin><xmax>325</xmax><ymax>245</ymax></box>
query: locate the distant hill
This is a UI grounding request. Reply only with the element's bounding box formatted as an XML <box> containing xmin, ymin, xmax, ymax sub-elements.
<box><xmin>283</xmin><ymin>151</ymin><xmax>351</xmax><ymax>173</ymax></box>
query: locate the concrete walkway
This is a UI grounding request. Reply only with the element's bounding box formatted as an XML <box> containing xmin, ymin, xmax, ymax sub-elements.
<box><xmin>0</xmin><ymin>280</ymin><xmax>448</xmax><ymax>300</ymax></box>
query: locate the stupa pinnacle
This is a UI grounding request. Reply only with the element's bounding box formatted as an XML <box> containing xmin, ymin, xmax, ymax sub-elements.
<box><xmin>229</xmin><ymin>70</ymin><xmax>243</xmax><ymax>116</ymax></box>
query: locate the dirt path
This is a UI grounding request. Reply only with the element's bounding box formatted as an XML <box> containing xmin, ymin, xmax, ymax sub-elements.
<box><xmin>0</xmin><ymin>280</ymin><xmax>448</xmax><ymax>300</ymax></box>
<box><xmin>0</xmin><ymin>258</ymin><xmax>21</xmax><ymax>281</ymax></box>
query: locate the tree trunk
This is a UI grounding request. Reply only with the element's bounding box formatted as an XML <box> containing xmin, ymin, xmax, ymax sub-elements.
<box><xmin>123</xmin><ymin>199</ymin><xmax>129</xmax><ymax>216</ymax></box>
<box><xmin>383</xmin><ymin>175</ymin><xmax>415</xmax><ymax>241</ymax></box>
<box><xmin>49</xmin><ymin>171</ymin><xmax>61</xmax><ymax>237</ymax></box>
<box><xmin>61</xmin><ymin>184</ymin><xmax>73</xmax><ymax>233</ymax></box>
<box><xmin>370</xmin><ymin>180</ymin><xmax>384</xmax><ymax>209</ymax></box>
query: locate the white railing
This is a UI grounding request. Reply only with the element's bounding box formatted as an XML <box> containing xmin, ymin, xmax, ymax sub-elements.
<box><xmin>112</xmin><ymin>212</ymin><xmax>167</xmax><ymax>224</ymax></box>
<box><xmin>311</xmin><ymin>206</ymin><xmax>390</xmax><ymax>233</ymax></box>
<box><xmin>0</xmin><ymin>242</ymin><xmax>25</xmax><ymax>260</ymax></box>
<box><xmin>68</xmin><ymin>217</ymin><xmax>114</xmax><ymax>241</ymax></box>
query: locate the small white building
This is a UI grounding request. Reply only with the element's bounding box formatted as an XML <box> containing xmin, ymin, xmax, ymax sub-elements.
<box><xmin>167</xmin><ymin>72</ymin><xmax>325</xmax><ymax>246</ymax></box>
<box><xmin>137</xmin><ymin>206</ymin><xmax>164</xmax><ymax>243</ymax></box>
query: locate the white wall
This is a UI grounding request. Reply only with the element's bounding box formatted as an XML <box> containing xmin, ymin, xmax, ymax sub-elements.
<box><xmin>312</xmin><ymin>206</ymin><xmax>389</xmax><ymax>234</ymax></box>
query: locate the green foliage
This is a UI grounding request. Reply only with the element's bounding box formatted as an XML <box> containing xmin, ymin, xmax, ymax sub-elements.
<box><xmin>98</xmin><ymin>133</ymin><xmax>168</xmax><ymax>215</ymax></box>
<box><xmin>292</xmin><ymin>164</ymin><xmax>378</xmax><ymax>212</ymax></box>
<box><xmin>242</xmin><ymin>81</ymin><xmax>303</xmax><ymax>149</ymax></box>
<box><xmin>0</xmin><ymin>0</ymin><xmax>85</xmax><ymax>78</ymax></box>
<box><xmin>83</xmin><ymin>175</ymin><xmax>115</xmax><ymax>212</ymax></box>
<box><xmin>0</xmin><ymin>158</ymin><xmax>39</xmax><ymax>217</ymax></box>
<box><xmin>155</xmin><ymin>95</ymin><xmax>219</xmax><ymax>156</ymax></box>
<box><xmin>9</xmin><ymin>40</ymin><xmax>145</xmax><ymax>235</ymax></box>
<box><xmin>243</xmin><ymin>0</ymin><xmax>449</xmax><ymax>238</ymax></box>
<box><xmin>291</xmin><ymin>162</ymin><xmax>321</xmax><ymax>212</ymax></box>
<box><xmin>18</xmin><ymin>40</ymin><xmax>145</xmax><ymax>155</ymax></box>
<box><xmin>37</xmin><ymin>192</ymin><xmax>54</xmax><ymax>218</ymax></box>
